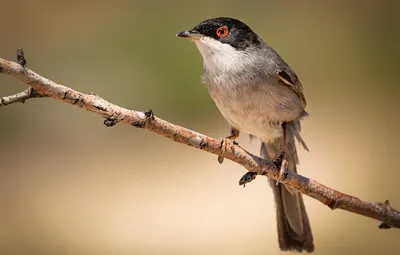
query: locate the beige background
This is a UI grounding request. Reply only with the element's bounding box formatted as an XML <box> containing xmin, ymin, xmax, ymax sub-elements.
<box><xmin>1</xmin><ymin>1</ymin><xmax>399</xmax><ymax>254</ymax></box>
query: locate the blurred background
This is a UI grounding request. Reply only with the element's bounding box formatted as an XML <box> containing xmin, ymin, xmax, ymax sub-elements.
<box><xmin>1</xmin><ymin>0</ymin><xmax>399</xmax><ymax>254</ymax></box>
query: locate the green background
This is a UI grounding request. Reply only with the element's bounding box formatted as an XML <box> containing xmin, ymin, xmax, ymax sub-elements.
<box><xmin>1</xmin><ymin>1</ymin><xmax>399</xmax><ymax>254</ymax></box>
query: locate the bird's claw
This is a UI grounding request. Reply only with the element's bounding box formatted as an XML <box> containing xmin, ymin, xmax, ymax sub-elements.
<box><xmin>218</xmin><ymin>128</ymin><xmax>240</xmax><ymax>164</ymax></box>
<box><xmin>272</xmin><ymin>154</ymin><xmax>284</xmax><ymax>169</ymax></box>
<box><xmin>273</xmin><ymin>154</ymin><xmax>288</xmax><ymax>185</ymax></box>
<box><xmin>218</xmin><ymin>138</ymin><xmax>227</xmax><ymax>164</ymax></box>
<box><xmin>217</xmin><ymin>137</ymin><xmax>239</xmax><ymax>164</ymax></box>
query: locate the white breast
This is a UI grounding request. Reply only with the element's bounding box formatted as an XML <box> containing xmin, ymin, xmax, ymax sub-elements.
<box><xmin>194</xmin><ymin>37</ymin><xmax>248</xmax><ymax>80</ymax></box>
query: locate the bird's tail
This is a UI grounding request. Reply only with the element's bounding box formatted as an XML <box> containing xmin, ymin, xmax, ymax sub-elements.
<box><xmin>261</xmin><ymin>121</ymin><xmax>314</xmax><ymax>252</ymax></box>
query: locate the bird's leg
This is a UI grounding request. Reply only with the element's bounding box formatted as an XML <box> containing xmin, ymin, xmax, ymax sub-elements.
<box><xmin>239</xmin><ymin>123</ymin><xmax>289</xmax><ymax>187</ymax></box>
<box><xmin>272</xmin><ymin>122</ymin><xmax>287</xmax><ymax>166</ymax></box>
<box><xmin>218</xmin><ymin>127</ymin><xmax>240</xmax><ymax>164</ymax></box>
<box><xmin>275</xmin><ymin>122</ymin><xmax>288</xmax><ymax>184</ymax></box>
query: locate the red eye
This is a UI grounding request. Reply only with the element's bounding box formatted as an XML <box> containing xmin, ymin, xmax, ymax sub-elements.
<box><xmin>216</xmin><ymin>26</ymin><xmax>229</xmax><ymax>38</ymax></box>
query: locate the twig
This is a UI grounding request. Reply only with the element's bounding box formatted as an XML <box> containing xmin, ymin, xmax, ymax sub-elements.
<box><xmin>0</xmin><ymin>87</ymin><xmax>46</xmax><ymax>106</ymax></box>
<box><xmin>1</xmin><ymin>52</ymin><xmax>399</xmax><ymax>229</ymax></box>
<box><xmin>0</xmin><ymin>48</ymin><xmax>46</xmax><ymax>106</ymax></box>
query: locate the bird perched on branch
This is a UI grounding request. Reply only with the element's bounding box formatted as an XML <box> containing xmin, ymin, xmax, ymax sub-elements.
<box><xmin>178</xmin><ymin>17</ymin><xmax>314</xmax><ymax>252</ymax></box>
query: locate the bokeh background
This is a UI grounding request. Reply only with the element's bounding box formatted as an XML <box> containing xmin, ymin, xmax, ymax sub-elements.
<box><xmin>1</xmin><ymin>0</ymin><xmax>399</xmax><ymax>254</ymax></box>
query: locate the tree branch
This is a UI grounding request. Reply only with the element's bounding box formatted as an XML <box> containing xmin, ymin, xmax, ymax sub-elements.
<box><xmin>1</xmin><ymin>53</ymin><xmax>399</xmax><ymax>229</ymax></box>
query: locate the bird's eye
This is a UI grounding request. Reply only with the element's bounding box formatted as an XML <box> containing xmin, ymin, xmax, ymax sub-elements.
<box><xmin>216</xmin><ymin>26</ymin><xmax>229</xmax><ymax>38</ymax></box>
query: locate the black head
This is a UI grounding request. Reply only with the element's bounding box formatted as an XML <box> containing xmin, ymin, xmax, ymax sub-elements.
<box><xmin>177</xmin><ymin>17</ymin><xmax>261</xmax><ymax>50</ymax></box>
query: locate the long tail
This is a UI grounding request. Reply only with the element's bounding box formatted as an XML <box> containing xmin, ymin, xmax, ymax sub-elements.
<box><xmin>261</xmin><ymin>121</ymin><xmax>314</xmax><ymax>252</ymax></box>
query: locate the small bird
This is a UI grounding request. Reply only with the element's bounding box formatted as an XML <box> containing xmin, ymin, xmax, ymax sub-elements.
<box><xmin>177</xmin><ymin>17</ymin><xmax>314</xmax><ymax>252</ymax></box>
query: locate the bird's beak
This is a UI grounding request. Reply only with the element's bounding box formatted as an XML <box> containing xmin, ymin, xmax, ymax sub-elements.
<box><xmin>176</xmin><ymin>29</ymin><xmax>203</xmax><ymax>39</ymax></box>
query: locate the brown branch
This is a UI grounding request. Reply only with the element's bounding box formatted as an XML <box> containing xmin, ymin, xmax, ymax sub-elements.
<box><xmin>1</xmin><ymin>54</ymin><xmax>399</xmax><ymax>229</ymax></box>
<box><xmin>0</xmin><ymin>87</ymin><xmax>46</xmax><ymax>106</ymax></box>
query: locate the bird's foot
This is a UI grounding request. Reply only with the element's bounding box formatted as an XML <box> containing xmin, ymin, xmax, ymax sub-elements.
<box><xmin>217</xmin><ymin>128</ymin><xmax>240</xmax><ymax>164</ymax></box>
<box><xmin>273</xmin><ymin>154</ymin><xmax>288</xmax><ymax>185</ymax></box>
<box><xmin>238</xmin><ymin>172</ymin><xmax>257</xmax><ymax>187</ymax></box>
<box><xmin>218</xmin><ymin>138</ymin><xmax>227</xmax><ymax>164</ymax></box>
<box><xmin>218</xmin><ymin>138</ymin><xmax>239</xmax><ymax>163</ymax></box>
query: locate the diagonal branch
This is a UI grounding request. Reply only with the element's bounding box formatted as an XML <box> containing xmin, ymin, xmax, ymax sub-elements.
<box><xmin>1</xmin><ymin>54</ymin><xmax>399</xmax><ymax>229</ymax></box>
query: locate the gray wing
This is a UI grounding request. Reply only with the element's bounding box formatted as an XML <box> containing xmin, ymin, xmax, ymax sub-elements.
<box><xmin>276</xmin><ymin>69</ymin><xmax>307</xmax><ymax>109</ymax></box>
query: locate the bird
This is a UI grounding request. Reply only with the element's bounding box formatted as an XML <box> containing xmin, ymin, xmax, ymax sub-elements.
<box><xmin>177</xmin><ymin>17</ymin><xmax>314</xmax><ymax>252</ymax></box>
